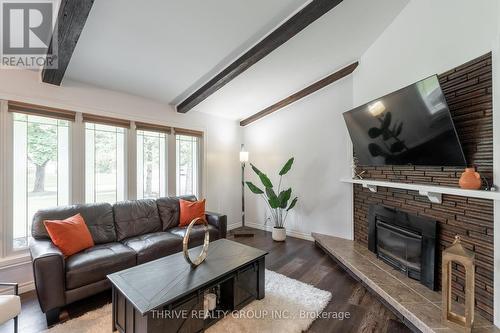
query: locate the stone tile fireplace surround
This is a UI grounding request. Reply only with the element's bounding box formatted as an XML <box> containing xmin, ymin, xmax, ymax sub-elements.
<box><xmin>352</xmin><ymin>52</ymin><xmax>494</xmax><ymax>322</ymax></box>
<box><xmin>313</xmin><ymin>233</ymin><xmax>499</xmax><ymax>333</ymax></box>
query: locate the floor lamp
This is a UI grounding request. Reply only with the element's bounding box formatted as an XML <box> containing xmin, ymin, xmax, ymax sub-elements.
<box><xmin>234</xmin><ymin>144</ymin><xmax>254</xmax><ymax>237</ymax></box>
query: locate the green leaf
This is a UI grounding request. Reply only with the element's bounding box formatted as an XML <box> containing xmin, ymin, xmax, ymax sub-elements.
<box><xmin>258</xmin><ymin>173</ymin><xmax>273</xmax><ymax>188</ymax></box>
<box><xmin>27</xmin><ymin>123</ymin><xmax>58</xmax><ymax>166</ymax></box>
<box><xmin>279</xmin><ymin>158</ymin><xmax>294</xmax><ymax>176</ymax></box>
<box><xmin>251</xmin><ymin>163</ymin><xmax>263</xmax><ymax>176</ymax></box>
<box><xmin>278</xmin><ymin>188</ymin><xmax>292</xmax><ymax>208</ymax></box>
<box><xmin>251</xmin><ymin>163</ymin><xmax>273</xmax><ymax>188</ymax></box>
<box><xmin>266</xmin><ymin>188</ymin><xmax>280</xmax><ymax>208</ymax></box>
<box><xmin>246</xmin><ymin>181</ymin><xmax>264</xmax><ymax>194</ymax></box>
<box><xmin>287</xmin><ymin>197</ymin><xmax>298</xmax><ymax>211</ymax></box>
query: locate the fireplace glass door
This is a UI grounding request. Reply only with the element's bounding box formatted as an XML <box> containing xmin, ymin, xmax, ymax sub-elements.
<box><xmin>376</xmin><ymin>220</ymin><xmax>422</xmax><ymax>280</ymax></box>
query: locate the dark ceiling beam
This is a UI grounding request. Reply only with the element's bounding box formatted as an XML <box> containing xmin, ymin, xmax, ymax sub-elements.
<box><xmin>41</xmin><ymin>0</ymin><xmax>95</xmax><ymax>85</ymax></box>
<box><xmin>177</xmin><ymin>0</ymin><xmax>343</xmax><ymax>113</ymax></box>
<box><xmin>240</xmin><ymin>61</ymin><xmax>358</xmax><ymax>126</ymax></box>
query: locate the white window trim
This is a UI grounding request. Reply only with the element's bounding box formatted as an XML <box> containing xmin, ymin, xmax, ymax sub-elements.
<box><xmin>0</xmin><ymin>100</ymin><xmax>10</xmax><ymax>259</ymax></box>
<box><xmin>1</xmin><ymin>105</ymin><xmax>26</xmax><ymax>257</ymax></box>
<box><xmin>0</xmin><ymin>100</ymin><xmax>205</xmax><ymax>264</ymax></box>
<box><xmin>127</xmin><ymin>122</ymin><xmax>137</xmax><ymax>200</ymax></box>
<box><xmin>71</xmin><ymin>113</ymin><xmax>85</xmax><ymax>204</ymax></box>
<box><xmin>167</xmin><ymin>132</ymin><xmax>177</xmax><ymax>196</ymax></box>
<box><xmin>198</xmin><ymin>135</ymin><xmax>207</xmax><ymax>200</ymax></box>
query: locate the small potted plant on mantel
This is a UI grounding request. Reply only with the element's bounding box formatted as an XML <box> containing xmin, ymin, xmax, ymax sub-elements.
<box><xmin>245</xmin><ymin>158</ymin><xmax>298</xmax><ymax>241</ymax></box>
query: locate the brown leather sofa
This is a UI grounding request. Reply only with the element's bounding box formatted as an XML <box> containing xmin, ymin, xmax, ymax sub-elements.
<box><xmin>29</xmin><ymin>195</ymin><xmax>227</xmax><ymax>325</ymax></box>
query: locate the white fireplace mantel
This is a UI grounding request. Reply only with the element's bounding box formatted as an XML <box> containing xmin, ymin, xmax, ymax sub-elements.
<box><xmin>341</xmin><ymin>178</ymin><xmax>500</xmax><ymax>203</ymax></box>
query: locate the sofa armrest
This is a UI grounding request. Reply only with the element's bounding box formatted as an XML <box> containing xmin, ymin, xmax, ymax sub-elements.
<box><xmin>0</xmin><ymin>282</ymin><xmax>18</xmax><ymax>295</ymax></box>
<box><xmin>206</xmin><ymin>212</ymin><xmax>227</xmax><ymax>239</ymax></box>
<box><xmin>29</xmin><ymin>238</ymin><xmax>66</xmax><ymax>313</ymax></box>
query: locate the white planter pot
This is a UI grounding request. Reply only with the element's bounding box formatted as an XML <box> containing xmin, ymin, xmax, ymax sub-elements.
<box><xmin>272</xmin><ymin>227</ymin><xmax>286</xmax><ymax>241</ymax></box>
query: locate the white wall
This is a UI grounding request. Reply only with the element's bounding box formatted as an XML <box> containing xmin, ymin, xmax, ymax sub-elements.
<box><xmin>0</xmin><ymin>69</ymin><xmax>242</xmax><ymax>289</ymax></box>
<box><xmin>352</xmin><ymin>0</ymin><xmax>500</xmax><ymax>326</ymax></box>
<box><xmin>240</xmin><ymin>0</ymin><xmax>500</xmax><ymax>243</ymax></box>
<box><xmin>353</xmin><ymin>0</ymin><xmax>499</xmax><ymax>107</ymax></box>
<box><xmin>242</xmin><ymin>0</ymin><xmax>500</xmax><ymax>324</ymax></box>
<box><xmin>243</xmin><ymin>75</ymin><xmax>354</xmax><ymax>240</ymax></box>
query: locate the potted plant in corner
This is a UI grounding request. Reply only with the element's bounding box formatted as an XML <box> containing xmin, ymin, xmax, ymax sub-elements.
<box><xmin>245</xmin><ymin>157</ymin><xmax>298</xmax><ymax>241</ymax></box>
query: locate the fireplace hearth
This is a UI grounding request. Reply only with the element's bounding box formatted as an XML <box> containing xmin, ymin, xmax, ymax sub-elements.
<box><xmin>368</xmin><ymin>205</ymin><xmax>437</xmax><ymax>290</ymax></box>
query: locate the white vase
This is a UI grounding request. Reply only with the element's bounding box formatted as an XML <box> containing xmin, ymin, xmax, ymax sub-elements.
<box><xmin>272</xmin><ymin>227</ymin><xmax>286</xmax><ymax>241</ymax></box>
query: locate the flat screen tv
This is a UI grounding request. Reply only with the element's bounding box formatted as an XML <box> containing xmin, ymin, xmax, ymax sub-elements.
<box><xmin>343</xmin><ymin>75</ymin><xmax>466</xmax><ymax>166</ymax></box>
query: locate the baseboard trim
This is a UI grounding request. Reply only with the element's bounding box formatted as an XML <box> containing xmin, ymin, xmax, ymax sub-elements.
<box><xmin>245</xmin><ymin>222</ymin><xmax>313</xmax><ymax>241</ymax></box>
<box><xmin>227</xmin><ymin>222</ymin><xmax>242</xmax><ymax>231</ymax></box>
<box><xmin>0</xmin><ymin>254</ymin><xmax>31</xmax><ymax>270</ymax></box>
<box><xmin>19</xmin><ymin>281</ymin><xmax>35</xmax><ymax>294</ymax></box>
<box><xmin>0</xmin><ymin>280</ymin><xmax>35</xmax><ymax>295</ymax></box>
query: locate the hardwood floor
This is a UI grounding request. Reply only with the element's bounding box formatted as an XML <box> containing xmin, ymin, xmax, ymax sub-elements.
<box><xmin>229</xmin><ymin>229</ymin><xmax>409</xmax><ymax>333</ymax></box>
<box><xmin>0</xmin><ymin>228</ymin><xmax>410</xmax><ymax>333</ymax></box>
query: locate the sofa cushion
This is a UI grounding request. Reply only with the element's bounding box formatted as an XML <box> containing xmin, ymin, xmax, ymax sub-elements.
<box><xmin>32</xmin><ymin>203</ymin><xmax>116</xmax><ymax>244</ymax></box>
<box><xmin>179</xmin><ymin>199</ymin><xmax>206</xmax><ymax>227</ymax></box>
<box><xmin>122</xmin><ymin>232</ymin><xmax>183</xmax><ymax>264</ymax></box>
<box><xmin>168</xmin><ymin>225</ymin><xmax>219</xmax><ymax>248</ymax></box>
<box><xmin>113</xmin><ymin>199</ymin><xmax>162</xmax><ymax>241</ymax></box>
<box><xmin>65</xmin><ymin>243</ymin><xmax>136</xmax><ymax>290</ymax></box>
<box><xmin>43</xmin><ymin>214</ymin><xmax>95</xmax><ymax>257</ymax></box>
<box><xmin>157</xmin><ymin>195</ymin><xmax>197</xmax><ymax>230</ymax></box>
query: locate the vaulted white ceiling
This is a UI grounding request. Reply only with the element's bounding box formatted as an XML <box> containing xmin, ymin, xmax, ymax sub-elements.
<box><xmin>65</xmin><ymin>0</ymin><xmax>409</xmax><ymax>120</ymax></box>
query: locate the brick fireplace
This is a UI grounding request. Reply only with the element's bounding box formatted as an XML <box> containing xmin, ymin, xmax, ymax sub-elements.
<box><xmin>353</xmin><ymin>53</ymin><xmax>494</xmax><ymax>321</ymax></box>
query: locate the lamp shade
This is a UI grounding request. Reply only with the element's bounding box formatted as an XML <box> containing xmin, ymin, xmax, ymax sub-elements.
<box><xmin>240</xmin><ymin>151</ymin><xmax>249</xmax><ymax>163</ymax></box>
<box><xmin>368</xmin><ymin>101</ymin><xmax>385</xmax><ymax>117</ymax></box>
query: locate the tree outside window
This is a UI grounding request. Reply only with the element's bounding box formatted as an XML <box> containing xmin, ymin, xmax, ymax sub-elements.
<box><xmin>176</xmin><ymin>135</ymin><xmax>199</xmax><ymax>196</ymax></box>
<box><xmin>13</xmin><ymin>114</ymin><xmax>69</xmax><ymax>249</ymax></box>
<box><xmin>85</xmin><ymin>123</ymin><xmax>125</xmax><ymax>204</ymax></box>
<box><xmin>28</xmin><ymin>122</ymin><xmax>58</xmax><ymax>192</ymax></box>
<box><xmin>137</xmin><ymin>130</ymin><xmax>166</xmax><ymax>199</ymax></box>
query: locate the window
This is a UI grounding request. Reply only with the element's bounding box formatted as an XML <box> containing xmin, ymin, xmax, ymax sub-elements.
<box><xmin>85</xmin><ymin>123</ymin><xmax>125</xmax><ymax>203</ymax></box>
<box><xmin>12</xmin><ymin>113</ymin><xmax>69</xmax><ymax>249</ymax></box>
<box><xmin>176</xmin><ymin>135</ymin><xmax>199</xmax><ymax>196</ymax></box>
<box><xmin>1</xmin><ymin>99</ymin><xmax>205</xmax><ymax>259</ymax></box>
<box><xmin>137</xmin><ymin>130</ymin><xmax>167</xmax><ymax>199</ymax></box>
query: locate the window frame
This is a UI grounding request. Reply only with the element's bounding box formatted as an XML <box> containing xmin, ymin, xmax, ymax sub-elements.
<box><xmin>1</xmin><ymin>103</ymin><xmax>75</xmax><ymax>257</ymax></box>
<box><xmin>136</xmin><ymin>128</ymin><xmax>168</xmax><ymax>200</ymax></box>
<box><xmin>175</xmin><ymin>133</ymin><xmax>202</xmax><ymax>198</ymax></box>
<box><xmin>11</xmin><ymin>113</ymin><xmax>71</xmax><ymax>251</ymax></box>
<box><xmin>84</xmin><ymin>122</ymin><xmax>127</xmax><ymax>204</ymax></box>
<box><xmin>1</xmin><ymin>101</ymin><xmax>15</xmax><ymax>257</ymax></box>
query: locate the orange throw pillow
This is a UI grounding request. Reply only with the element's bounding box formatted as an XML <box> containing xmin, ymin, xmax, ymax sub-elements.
<box><xmin>179</xmin><ymin>199</ymin><xmax>206</xmax><ymax>227</ymax></box>
<box><xmin>43</xmin><ymin>214</ymin><xmax>95</xmax><ymax>257</ymax></box>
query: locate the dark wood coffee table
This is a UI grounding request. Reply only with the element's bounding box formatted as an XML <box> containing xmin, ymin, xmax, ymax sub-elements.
<box><xmin>107</xmin><ymin>239</ymin><xmax>267</xmax><ymax>333</ymax></box>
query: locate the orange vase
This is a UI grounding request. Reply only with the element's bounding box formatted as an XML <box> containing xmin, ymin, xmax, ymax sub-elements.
<box><xmin>459</xmin><ymin>168</ymin><xmax>481</xmax><ymax>190</ymax></box>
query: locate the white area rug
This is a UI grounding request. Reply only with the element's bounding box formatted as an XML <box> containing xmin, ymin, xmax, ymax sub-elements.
<box><xmin>45</xmin><ymin>270</ymin><xmax>331</xmax><ymax>333</ymax></box>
